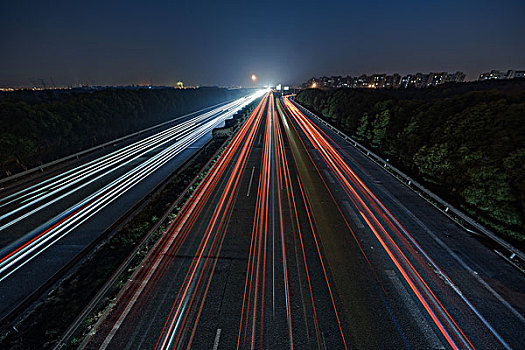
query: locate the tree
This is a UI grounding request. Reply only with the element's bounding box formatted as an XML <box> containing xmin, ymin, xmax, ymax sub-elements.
<box><xmin>355</xmin><ymin>113</ymin><xmax>370</xmax><ymax>142</ymax></box>
<box><xmin>371</xmin><ymin>109</ymin><xmax>390</xmax><ymax>148</ymax></box>
<box><xmin>294</xmin><ymin>81</ymin><xmax>525</xmax><ymax>242</ymax></box>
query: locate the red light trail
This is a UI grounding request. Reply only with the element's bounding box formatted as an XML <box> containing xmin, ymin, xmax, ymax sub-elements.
<box><xmin>281</xmin><ymin>95</ymin><xmax>512</xmax><ymax>350</ymax></box>
<box><xmin>81</xmin><ymin>92</ymin><xmax>516</xmax><ymax>350</ymax></box>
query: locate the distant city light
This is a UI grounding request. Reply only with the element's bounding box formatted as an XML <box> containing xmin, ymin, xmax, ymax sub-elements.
<box><xmin>312</xmin><ymin>82</ymin><xmax>317</xmax><ymax>88</ymax></box>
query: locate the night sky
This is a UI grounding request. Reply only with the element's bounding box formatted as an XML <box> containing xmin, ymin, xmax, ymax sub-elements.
<box><xmin>1</xmin><ymin>0</ymin><xmax>524</xmax><ymax>87</ymax></box>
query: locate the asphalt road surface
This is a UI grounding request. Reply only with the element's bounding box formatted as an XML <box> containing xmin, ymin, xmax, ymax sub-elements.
<box><xmin>0</xmin><ymin>91</ymin><xmax>263</xmax><ymax>319</ymax></box>
<box><xmin>84</xmin><ymin>92</ymin><xmax>524</xmax><ymax>349</ymax></box>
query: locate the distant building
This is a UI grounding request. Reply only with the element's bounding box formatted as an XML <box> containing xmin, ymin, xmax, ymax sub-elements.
<box><xmin>478</xmin><ymin>69</ymin><xmax>525</xmax><ymax>81</ymax></box>
<box><xmin>504</xmin><ymin>70</ymin><xmax>525</xmax><ymax>79</ymax></box>
<box><xmin>479</xmin><ymin>70</ymin><xmax>507</xmax><ymax>81</ymax></box>
<box><xmin>371</xmin><ymin>74</ymin><xmax>386</xmax><ymax>88</ymax></box>
<box><xmin>428</xmin><ymin>72</ymin><xmax>446</xmax><ymax>86</ymax></box>
<box><xmin>356</xmin><ymin>74</ymin><xmax>370</xmax><ymax>88</ymax></box>
<box><xmin>385</xmin><ymin>73</ymin><xmax>401</xmax><ymax>88</ymax></box>
<box><xmin>444</xmin><ymin>71</ymin><xmax>466</xmax><ymax>84</ymax></box>
<box><xmin>176</xmin><ymin>81</ymin><xmax>184</xmax><ymax>89</ymax></box>
<box><xmin>305</xmin><ymin>70</ymin><xmax>466</xmax><ymax>90</ymax></box>
<box><xmin>400</xmin><ymin>74</ymin><xmax>413</xmax><ymax>88</ymax></box>
<box><xmin>412</xmin><ymin>73</ymin><xmax>427</xmax><ymax>88</ymax></box>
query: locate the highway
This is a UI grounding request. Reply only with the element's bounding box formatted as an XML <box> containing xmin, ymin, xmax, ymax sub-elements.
<box><xmin>86</xmin><ymin>92</ymin><xmax>346</xmax><ymax>349</ymax></box>
<box><xmin>0</xmin><ymin>91</ymin><xmax>264</xmax><ymax>319</ymax></box>
<box><xmin>82</xmin><ymin>92</ymin><xmax>524</xmax><ymax>349</ymax></box>
<box><xmin>283</xmin><ymin>95</ymin><xmax>525</xmax><ymax>349</ymax></box>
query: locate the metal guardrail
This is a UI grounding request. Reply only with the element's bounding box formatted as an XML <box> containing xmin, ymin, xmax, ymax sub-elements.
<box><xmin>0</xmin><ymin>100</ymin><xmax>234</xmax><ymax>185</ymax></box>
<box><xmin>53</xmin><ymin>100</ymin><xmax>260</xmax><ymax>349</ymax></box>
<box><xmin>290</xmin><ymin>98</ymin><xmax>525</xmax><ymax>268</ymax></box>
<box><xmin>52</xmin><ymin>138</ymin><xmax>220</xmax><ymax>349</ymax></box>
<box><xmin>0</xmin><ymin>133</ymin><xmax>224</xmax><ymax>342</ymax></box>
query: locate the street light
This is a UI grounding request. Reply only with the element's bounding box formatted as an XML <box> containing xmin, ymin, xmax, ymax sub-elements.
<box><xmin>312</xmin><ymin>82</ymin><xmax>317</xmax><ymax>88</ymax></box>
<box><xmin>251</xmin><ymin>74</ymin><xmax>257</xmax><ymax>82</ymax></box>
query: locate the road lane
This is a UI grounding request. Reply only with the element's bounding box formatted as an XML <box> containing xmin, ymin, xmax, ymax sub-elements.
<box><xmin>82</xmin><ymin>92</ymin><xmax>524</xmax><ymax>349</ymax></box>
<box><xmin>86</xmin><ymin>92</ymin><xmax>272</xmax><ymax>349</ymax></box>
<box><xmin>284</xmin><ymin>95</ymin><xmax>525</xmax><ymax>349</ymax></box>
<box><xmin>0</xmin><ymin>92</ymin><xmax>263</xmax><ymax>319</ymax></box>
<box><xmin>86</xmin><ymin>93</ymin><xmax>350</xmax><ymax>349</ymax></box>
<box><xmin>84</xmin><ymin>93</ymin><xmax>420</xmax><ymax>349</ymax></box>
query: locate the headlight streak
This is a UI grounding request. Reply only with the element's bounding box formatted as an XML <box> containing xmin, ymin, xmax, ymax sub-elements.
<box><xmin>0</xmin><ymin>98</ymin><xmax>250</xmax><ymax>228</ymax></box>
<box><xmin>0</xmin><ymin>92</ymin><xmax>264</xmax><ymax>283</ymax></box>
<box><xmin>1</xmin><ymin>97</ymin><xmax>253</xmax><ymax>207</ymax></box>
<box><xmin>74</xmin><ymin>90</ymin><xmax>503</xmax><ymax>349</ymax></box>
<box><xmin>281</xmin><ymin>96</ymin><xmax>511</xmax><ymax>350</ymax></box>
<box><xmin>0</xmin><ymin>120</ymin><xmax>214</xmax><ymax>279</ymax></box>
<box><xmin>93</xmin><ymin>93</ymin><xmax>270</xmax><ymax>350</ymax></box>
<box><xmin>0</xmin><ymin>121</ymin><xmax>198</xmax><ymax>230</ymax></box>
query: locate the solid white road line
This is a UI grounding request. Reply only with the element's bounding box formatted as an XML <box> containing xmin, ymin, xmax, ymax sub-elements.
<box><xmin>246</xmin><ymin>166</ymin><xmax>256</xmax><ymax>197</ymax></box>
<box><xmin>213</xmin><ymin>328</ymin><xmax>222</xmax><ymax>350</ymax></box>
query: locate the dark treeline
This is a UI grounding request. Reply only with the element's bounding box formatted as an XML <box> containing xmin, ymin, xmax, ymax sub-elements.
<box><xmin>0</xmin><ymin>87</ymin><xmax>250</xmax><ymax>174</ymax></box>
<box><xmin>295</xmin><ymin>79</ymin><xmax>525</xmax><ymax>242</ymax></box>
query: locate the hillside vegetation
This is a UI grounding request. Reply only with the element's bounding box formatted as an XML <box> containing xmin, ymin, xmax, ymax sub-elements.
<box><xmin>295</xmin><ymin>79</ymin><xmax>525</xmax><ymax>242</ymax></box>
<box><xmin>0</xmin><ymin>87</ymin><xmax>249</xmax><ymax>174</ymax></box>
